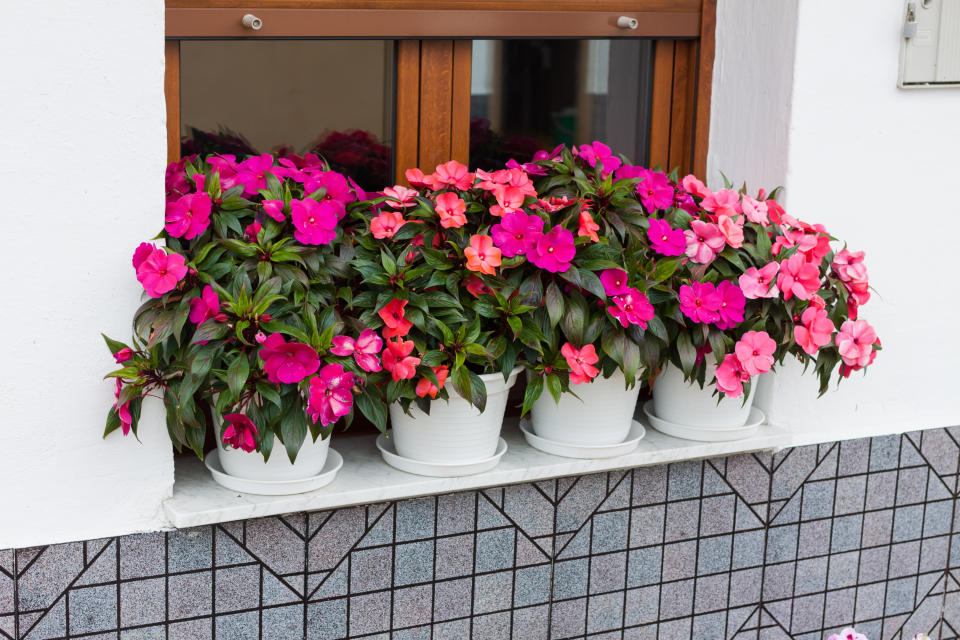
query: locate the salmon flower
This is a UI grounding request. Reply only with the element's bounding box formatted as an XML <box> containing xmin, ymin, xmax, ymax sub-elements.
<box><xmin>405</xmin><ymin>168</ymin><xmax>430</xmax><ymax>189</ymax></box>
<box><xmin>578</xmin><ymin>210</ymin><xmax>600</xmax><ymax>242</ymax></box>
<box><xmin>465</xmin><ymin>234</ymin><xmax>501</xmax><ymax>276</ymax></box>
<box><xmin>378</xmin><ymin>299</ymin><xmax>413</xmax><ymax>339</ymax></box>
<box><xmin>415</xmin><ymin>365</ymin><xmax>450</xmax><ymax>399</ymax></box>
<box><xmin>436</xmin><ymin>192</ymin><xmax>467</xmax><ymax>228</ymax></box>
<box><xmin>739</xmin><ymin>263</ymin><xmax>780</xmax><ymax>299</ymax></box>
<box><xmin>561</xmin><ymin>342</ymin><xmax>600</xmax><ymax>384</ymax></box>
<box><xmin>777</xmin><ymin>253</ymin><xmax>821</xmax><ymax>301</ymax></box>
<box><xmin>681</xmin><ymin>174</ymin><xmax>712</xmax><ymax>199</ymax></box>
<box><xmin>383</xmin><ymin>185</ymin><xmax>418</xmax><ymax>209</ymax></box>
<box><xmin>431</xmin><ymin>160</ymin><xmax>474</xmax><ymax>190</ymax></box>
<box><xmin>701</xmin><ymin>188</ymin><xmax>741</xmax><ymax>218</ymax></box>
<box><xmin>370</xmin><ymin>210</ymin><xmax>407</xmax><ymax>239</ymax></box>
<box><xmin>382</xmin><ymin>337</ymin><xmax>421</xmax><ymax>381</ymax></box>
<box><xmin>490</xmin><ymin>185</ymin><xmax>525</xmax><ymax>217</ymax></box>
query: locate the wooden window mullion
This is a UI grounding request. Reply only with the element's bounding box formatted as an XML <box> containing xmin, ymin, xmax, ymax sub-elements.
<box><xmin>165</xmin><ymin>40</ymin><xmax>181</xmax><ymax>164</ymax></box>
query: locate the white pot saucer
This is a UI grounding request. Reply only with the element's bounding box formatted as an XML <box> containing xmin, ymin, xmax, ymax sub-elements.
<box><xmin>205</xmin><ymin>448</ymin><xmax>343</xmax><ymax>495</ymax></box>
<box><xmin>518</xmin><ymin>419</ymin><xmax>645</xmax><ymax>459</ymax></box>
<box><xmin>642</xmin><ymin>400</ymin><xmax>765</xmax><ymax>442</ymax></box>
<box><xmin>376</xmin><ymin>431</ymin><xmax>507</xmax><ymax>477</ymax></box>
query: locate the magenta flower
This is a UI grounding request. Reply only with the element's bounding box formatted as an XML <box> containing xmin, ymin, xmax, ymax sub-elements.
<box><xmin>835</xmin><ymin>319</ymin><xmax>878</xmax><ymax>368</ymax></box>
<box><xmin>636</xmin><ymin>169</ymin><xmax>675</xmax><ymax>211</ymax></box>
<box><xmin>492</xmin><ymin>212</ymin><xmax>544</xmax><ymax>258</ymax></box>
<box><xmin>794</xmin><ymin>306</ymin><xmax>835</xmax><ymax>355</ymax></box>
<box><xmin>189</xmin><ymin>285</ymin><xmax>220</xmax><ymax>324</ymax></box>
<box><xmin>208</xmin><ymin>154</ymin><xmax>240</xmax><ymax>190</ymax></box>
<box><xmin>330</xmin><ymin>329</ymin><xmax>383</xmax><ymax>373</ymax></box>
<box><xmin>113</xmin><ymin>378</ymin><xmax>134</xmax><ymax>435</ymax></box>
<box><xmin>600</xmin><ymin>268</ymin><xmax>631</xmax><ymax>297</ymax></box>
<box><xmin>714</xmin><ymin>281</ymin><xmax>746</xmax><ymax>330</ymax></box>
<box><xmin>529</xmin><ymin>225</ymin><xmax>576</xmax><ymax>273</ymax></box>
<box><xmin>113</xmin><ymin>347</ymin><xmax>134</xmax><ymax>363</ymax></box>
<box><xmin>307</xmin><ymin>363</ymin><xmax>356</xmax><ymax>426</ymax></box>
<box><xmin>258</xmin><ymin>333</ymin><xmax>321</xmax><ymax>384</ymax></box>
<box><xmin>678</xmin><ymin>282</ymin><xmax>722</xmax><ymax>324</ymax></box>
<box><xmin>646</xmin><ymin>219</ymin><xmax>686</xmax><ymax>256</ymax></box>
<box><xmin>777</xmin><ymin>253</ymin><xmax>821</xmax><ymax>301</ymax></box>
<box><xmin>607</xmin><ymin>288</ymin><xmax>655</xmax><ymax>329</ymax></box>
<box><xmin>576</xmin><ymin>141</ymin><xmax>622</xmax><ymax>175</ymax></box>
<box><xmin>303</xmin><ymin>171</ymin><xmax>356</xmax><ymax>219</ymax></box>
<box><xmin>739</xmin><ymin>263</ymin><xmax>780</xmax><ymax>299</ymax></box>
<box><xmin>684</xmin><ymin>220</ymin><xmax>725</xmax><ymax>264</ymax></box>
<box><xmin>262</xmin><ymin>199</ymin><xmax>286</xmax><ymax>222</ymax></box>
<box><xmin>136</xmin><ymin>249</ymin><xmax>188</xmax><ymax>298</ymax></box>
<box><xmin>734</xmin><ymin>331</ymin><xmax>776</xmax><ymax>376</ymax></box>
<box><xmin>132</xmin><ymin>242</ymin><xmax>156</xmax><ymax>270</ymax></box>
<box><xmin>165</xmin><ymin>192</ymin><xmax>212</xmax><ymax>240</ymax></box>
<box><xmin>714</xmin><ymin>354</ymin><xmax>749</xmax><ymax>398</ymax></box>
<box><xmin>290</xmin><ymin>198</ymin><xmax>338</xmax><ymax>246</ymax></box>
<box><xmin>234</xmin><ymin>154</ymin><xmax>277</xmax><ymax>197</ymax></box>
<box><xmin>221</xmin><ymin>414</ymin><xmax>258</xmax><ymax>452</ymax></box>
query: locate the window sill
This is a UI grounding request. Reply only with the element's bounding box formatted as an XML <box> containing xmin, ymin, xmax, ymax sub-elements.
<box><xmin>163</xmin><ymin>416</ymin><xmax>790</xmax><ymax>528</ymax></box>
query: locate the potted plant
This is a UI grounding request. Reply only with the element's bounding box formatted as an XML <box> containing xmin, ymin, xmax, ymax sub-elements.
<box><xmin>103</xmin><ymin>152</ymin><xmax>384</xmax><ymax>490</ymax></box>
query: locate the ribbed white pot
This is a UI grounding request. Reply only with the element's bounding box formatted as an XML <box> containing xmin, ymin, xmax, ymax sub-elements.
<box><xmin>530</xmin><ymin>369</ymin><xmax>641</xmax><ymax>445</ymax></box>
<box><xmin>389</xmin><ymin>368</ymin><xmax>521</xmax><ymax>463</ymax></box>
<box><xmin>217</xmin><ymin>431</ymin><xmax>331</xmax><ymax>481</ymax></box>
<box><xmin>652</xmin><ymin>363</ymin><xmax>757</xmax><ymax>428</ymax></box>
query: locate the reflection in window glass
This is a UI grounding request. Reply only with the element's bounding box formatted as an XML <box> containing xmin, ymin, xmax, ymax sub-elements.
<box><xmin>180</xmin><ymin>40</ymin><xmax>395</xmax><ymax>190</ymax></box>
<box><xmin>470</xmin><ymin>39</ymin><xmax>654</xmax><ymax>169</ymax></box>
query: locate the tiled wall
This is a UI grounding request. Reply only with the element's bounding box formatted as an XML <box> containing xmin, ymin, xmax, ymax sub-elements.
<box><xmin>3</xmin><ymin>428</ymin><xmax>960</xmax><ymax>640</ymax></box>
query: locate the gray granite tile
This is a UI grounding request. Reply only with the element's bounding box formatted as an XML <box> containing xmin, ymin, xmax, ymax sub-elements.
<box><xmin>632</xmin><ymin>466</ymin><xmax>666</xmax><ymax>506</ymax></box>
<box><xmin>691</xmin><ymin>611</ymin><xmax>727</xmax><ymax>640</ymax></box>
<box><xmin>18</xmin><ymin>543</ymin><xmax>83</xmax><ymax>611</ymax></box>
<box><xmin>262</xmin><ymin>604</ymin><xmax>304</xmax><ymax>640</ymax></box>
<box><xmin>433</xmin><ymin>577</ymin><xmax>472</xmax><ymax>622</ymax></box>
<box><xmin>732</xmin><ymin>530</ymin><xmax>765</xmax><ymax>569</ymax></box>
<box><xmin>771</xmin><ymin>446</ymin><xmax>818</xmax><ymax>501</ymax></box>
<box><xmin>800</xmin><ymin>480</ymin><xmax>836</xmax><ymax>521</ymax></box>
<box><xmin>396</xmin><ymin>497</ymin><xmax>436</xmax><ymax>542</ymax></box>
<box><xmin>244</xmin><ymin>517</ymin><xmax>305</xmax><ymax>575</ymax></box>
<box><xmin>437</xmin><ymin>492</ymin><xmax>476</xmax><ymax>536</ymax></box>
<box><xmin>656</xmin><ymin>617</ymin><xmax>693</xmax><ymax>639</ymax></box>
<box><xmin>550</xmin><ymin>597</ymin><xmax>586</xmax><ymax>639</ymax></box>
<box><xmin>435</xmin><ymin>533</ymin><xmax>474</xmax><ymax>580</ymax></box>
<box><xmin>833</xmin><ymin>475</ymin><xmax>867</xmax><ymax>515</ymax></box>
<box><xmin>214</xmin><ymin>611</ymin><xmax>258</xmax><ymax>640</ymax></box>
<box><xmin>214</xmin><ymin>564</ymin><xmax>259</xmax><ymax>613</ymax></box>
<box><xmin>503</xmin><ymin>484</ymin><xmax>555</xmax><ymax>539</ymax></box>
<box><xmin>762</xmin><ymin>562</ymin><xmax>795</xmax><ymax>602</ymax></box>
<box><xmin>924</xmin><ymin>499</ymin><xmax>954</xmax><ymax>537</ymax></box>
<box><xmin>591</xmin><ymin>511</ymin><xmax>629</xmax><ymax>554</ymax></box>
<box><xmin>826</xmin><ymin>551</ymin><xmax>858</xmax><ymax>590</ymax></box>
<box><xmin>119</xmin><ymin>578</ymin><xmax>165</xmax><ymax>627</ymax></box>
<box><xmin>589</xmin><ymin>552</ymin><xmax>626</xmax><ymax>594</ymax></box>
<box><xmin>69</xmin><ymin>585</ymin><xmax>117</xmax><ymax>635</ymax></box>
<box><xmin>885</xmin><ymin>576</ymin><xmax>917</xmax><ymax>616</ymax></box>
<box><xmin>659</xmin><ymin>578</ymin><xmax>693</xmax><ymax>619</ymax></box>
<box><xmin>168</xmin><ymin>571</ymin><xmax>212</xmax><ymax>619</ymax></box>
<box><xmin>694</xmin><ymin>573</ymin><xmax>728</xmax><ymax>614</ymax></box>
<box><xmin>516</xmin><ymin>536</ymin><xmax>551</xmax><ymax>567</ymax></box>
<box><xmin>349</xmin><ymin>590</ymin><xmax>390</xmax><ymax>636</ymax></box>
<box><xmin>629</xmin><ymin>505</ymin><xmax>665</xmax><ymax>548</ymax></box>
<box><xmin>865</xmin><ymin>471</ymin><xmax>898</xmax><ymax>510</ymax></box>
<box><xmin>474</xmin><ymin>611</ymin><xmax>511</xmax><ymax>640</ymax></box>
<box><xmin>797</xmin><ymin>519</ymin><xmax>831</xmax><ymax>559</ymax></box>
<box><xmin>791</xmin><ymin>593</ymin><xmax>825</xmax><ymax>634</ymax></box>
<box><xmin>822</xmin><ymin>586</ymin><xmax>856</xmax><ymax>630</ymax></box>
<box><xmin>587</xmin><ymin>591</ymin><xmax>623</xmax><ymax>633</ymax></box>
<box><xmin>857</xmin><ymin>546</ymin><xmax>889</xmax><ymax>583</ymax></box>
<box><xmin>729</xmin><ymin>567</ymin><xmax>762</xmax><ymax>608</ymax></box>
<box><xmin>830</xmin><ymin>514</ymin><xmax>863</xmax><ymax>553</ymax></box>
<box><xmin>512</xmin><ymin>604</ymin><xmax>549</xmax><ymax>640</ymax></box>
<box><xmin>119</xmin><ymin>533</ymin><xmax>165</xmax><ymax>579</ymax></box>
<box><xmin>0</xmin><ymin>572</ymin><xmax>11</xmax><ymax>616</ymax></box>
<box><xmin>122</xmin><ymin>626</ymin><xmax>165</xmax><ymax>640</ymax></box>
<box><xmin>766</xmin><ymin>524</ymin><xmax>798</xmax><ymax>564</ymax></box>
<box><xmin>476</xmin><ymin>529</ymin><xmax>514</xmax><ymax>573</ymax></box>
<box><xmin>664</xmin><ymin>500</ymin><xmax>700</xmax><ymax>543</ymax></box>
<box><xmin>475</xmin><ymin>571</ymin><xmax>513</xmax><ymax>614</ymax></box>
<box><xmin>662</xmin><ymin>540</ymin><xmax>697</xmax><ymax>581</ymax></box>
<box><xmin>624</xmin><ymin>586</ymin><xmax>659</xmax><ymax>626</ymax></box>
<box><xmin>869</xmin><ymin>434</ymin><xmax>901</xmax><ymax>471</ymax></box>
<box><xmin>167</xmin><ymin>527</ymin><xmax>212</xmax><ymax>573</ymax></box>
<box><xmin>394</xmin><ymin>541</ymin><xmax>434</xmax><ymax>586</ymax></box>
<box><xmin>515</xmin><ymin>565</ymin><xmax>551</xmax><ymax>607</ymax></box>
<box><xmin>215</xmin><ymin>528</ymin><xmax>253</xmax><ymax>566</ymax></box>
<box><xmin>700</xmin><ymin>495</ymin><xmax>736</xmax><ymax>536</ymax></box>
<box><xmin>433</xmin><ymin>618</ymin><xmax>470</xmax><ymax>640</ymax></box>
<box><xmin>896</xmin><ymin>467</ymin><xmax>929</xmax><ymax>506</ymax></box>
<box><xmin>21</xmin><ymin>595</ymin><xmax>66</xmax><ymax>639</ymax></box>
<box><xmin>556</xmin><ymin>474</ymin><xmax>608</xmax><ymax>533</ymax></box>
<box><xmin>793</xmin><ymin>555</ymin><xmax>828</xmax><ymax>596</ymax></box>
<box><xmin>358</xmin><ymin>505</ymin><xmax>394</xmax><ymax>549</ymax></box>
<box><xmin>893</xmin><ymin>504</ymin><xmax>925</xmax><ymax>542</ymax></box>
<box><xmin>391</xmin><ymin>626</ymin><xmax>430</xmax><ymax>640</ymax></box>
<box><xmin>554</xmin><ymin>558</ymin><xmax>589</xmax><ymax>600</ymax></box>
<box><xmin>307</xmin><ymin>597</ymin><xmax>347</xmax><ymax>639</ymax></box>
<box><xmin>862</xmin><ymin>508</ymin><xmax>894</xmax><ymax>548</ymax></box>
<box><xmin>310</xmin><ymin>563</ymin><xmax>347</xmax><ymax>601</ymax></box>
<box><xmin>838</xmin><ymin>439</ymin><xmax>871</xmax><ymax>476</ymax></box>
<box><xmin>307</xmin><ymin>507</ymin><xmax>366</xmax><ymax>572</ymax></box>
<box><xmin>169</xmin><ymin>618</ymin><xmax>213</xmax><ymax>640</ymax></box>
<box><xmin>854</xmin><ymin>582</ymin><xmax>886</xmax><ymax>621</ymax></box>
<box><xmin>919</xmin><ymin>535</ymin><xmax>950</xmax><ymax>573</ymax></box>
<box><xmin>667</xmin><ymin>461</ymin><xmax>702</xmax><ymax>501</ymax></box>
<box><xmin>393</xmin><ymin>584</ymin><xmax>433</xmax><ymax>629</ymax></box>
<box><xmin>351</xmin><ymin>546</ymin><xmax>392</xmax><ymax>592</ymax></box>
<box><xmin>626</xmin><ymin>547</ymin><xmax>660</xmax><ymax>588</ymax></box>
<box><xmin>889</xmin><ymin>540</ymin><xmax>922</xmax><ymax>578</ymax></box>
<box><xmin>724</xmin><ymin>453</ymin><xmax>772</xmax><ymax>506</ymax></box>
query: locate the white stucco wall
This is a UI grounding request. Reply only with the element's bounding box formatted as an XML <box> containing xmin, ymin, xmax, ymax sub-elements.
<box><xmin>710</xmin><ymin>0</ymin><xmax>960</xmax><ymax>447</ymax></box>
<box><xmin>0</xmin><ymin>1</ymin><xmax>172</xmax><ymax>548</ymax></box>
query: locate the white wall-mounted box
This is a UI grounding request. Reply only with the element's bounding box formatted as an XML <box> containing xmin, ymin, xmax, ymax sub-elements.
<box><xmin>899</xmin><ymin>0</ymin><xmax>960</xmax><ymax>87</ymax></box>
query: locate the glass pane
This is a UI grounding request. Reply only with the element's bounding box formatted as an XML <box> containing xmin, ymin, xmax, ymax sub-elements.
<box><xmin>180</xmin><ymin>40</ymin><xmax>395</xmax><ymax>191</ymax></box>
<box><xmin>470</xmin><ymin>39</ymin><xmax>654</xmax><ymax>169</ymax></box>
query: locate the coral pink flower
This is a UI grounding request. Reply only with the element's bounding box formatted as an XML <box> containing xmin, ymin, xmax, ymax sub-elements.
<box><xmin>681</xmin><ymin>174</ymin><xmax>712</xmax><ymax>199</ymax></box>
<box><xmin>846</xmin><ymin>278</ymin><xmax>871</xmax><ymax>307</ymax></box>
<box><xmin>832</xmin><ymin>249</ymin><xmax>868</xmax><ymax>282</ymax></box>
<box><xmin>132</xmin><ymin>242</ymin><xmax>156</xmax><ymax>270</ymax></box>
<box><xmin>189</xmin><ymin>285</ymin><xmax>220</xmax><ymax>324</ymax></box>
<box><xmin>370</xmin><ymin>210</ymin><xmax>407</xmax><ymax>239</ymax></box>
<box><xmin>578</xmin><ymin>210</ymin><xmax>600</xmax><ymax>242</ymax></box>
<box><xmin>777</xmin><ymin>253</ymin><xmax>821</xmax><ymax>301</ymax></box>
<box><xmin>436</xmin><ymin>192</ymin><xmax>468</xmax><ymax>228</ymax></box>
<box><xmin>561</xmin><ymin>343</ymin><xmax>600</xmax><ymax>385</ymax></box>
<box><xmin>684</xmin><ymin>220</ymin><xmax>725</xmax><ymax>264</ymax></box>
<box><xmin>262</xmin><ymin>200</ymin><xmax>286</xmax><ymax>222</ymax></box>
<box><xmin>290</xmin><ymin>198</ymin><xmax>338</xmax><ymax>245</ymax></box>
<box><xmin>330</xmin><ymin>329</ymin><xmax>383</xmax><ymax>372</ymax></box>
<box><xmin>165</xmin><ymin>192</ymin><xmax>212</xmax><ymax>240</ymax></box>
<box><xmin>794</xmin><ymin>306</ymin><xmax>835</xmax><ymax>355</ymax></box>
<box><xmin>739</xmin><ymin>263</ymin><xmax>780</xmax><ymax>299</ymax></box>
<box><xmin>717</xmin><ymin>215</ymin><xmax>744</xmax><ymax>249</ymax></box>
<box><xmin>490</xmin><ymin>185</ymin><xmax>526</xmax><ymax>217</ymax></box>
<box><xmin>465</xmin><ymin>275</ymin><xmax>491</xmax><ymax>298</ymax></box>
<box><xmin>405</xmin><ymin>168</ymin><xmax>430</xmax><ymax>189</ymax></box>
<box><xmin>835</xmin><ymin>319</ymin><xmax>878</xmax><ymax>368</ymax></box>
<box><xmin>416</xmin><ymin>365</ymin><xmax>450</xmax><ymax>399</ymax></box>
<box><xmin>601</xmin><ymin>268</ymin><xmax>631</xmax><ymax>297</ymax></box>
<box><xmin>678</xmin><ymin>282</ymin><xmax>722</xmax><ymax>324</ymax></box>
<box><xmin>536</xmin><ymin>195</ymin><xmax>578</xmax><ymax>212</ymax></box>
<box><xmin>382</xmin><ymin>337</ymin><xmax>421</xmax><ymax>381</ymax></box>
<box><xmin>734</xmin><ymin>331</ymin><xmax>776</xmax><ymax>376</ymax></box>
<box><xmin>378</xmin><ymin>299</ymin><xmax>413</xmax><ymax>339</ymax></box>
<box><xmin>113</xmin><ymin>347</ymin><xmax>134</xmax><ymax>363</ymax></box>
<box><xmin>465</xmin><ymin>234</ymin><xmax>502</xmax><ymax>276</ymax></box>
<box><xmin>529</xmin><ymin>225</ymin><xmax>576</xmax><ymax>273</ymax></box>
<box><xmin>221</xmin><ymin>414</ymin><xmax>258</xmax><ymax>452</ymax></box>
<box><xmin>714</xmin><ymin>280</ymin><xmax>746</xmax><ymax>330</ymax></box>
<box><xmin>383</xmin><ymin>185</ymin><xmax>418</xmax><ymax>209</ymax></box>
<box><xmin>234</xmin><ymin>154</ymin><xmax>277</xmax><ymax>197</ymax></box>
<box><xmin>607</xmin><ymin>288</ymin><xmax>655</xmax><ymax>329</ymax></box>
<box><xmin>491</xmin><ymin>212</ymin><xmax>543</xmax><ymax>258</ymax></box>
<box><xmin>113</xmin><ymin>378</ymin><xmax>134</xmax><ymax>435</ymax></box>
<box><xmin>576</xmin><ymin>142</ymin><xmax>621</xmax><ymax>175</ymax></box>
<box><xmin>307</xmin><ymin>364</ymin><xmax>356</xmax><ymax>426</ymax></box>
<box><xmin>766</xmin><ymin>198</ymin><xmax>786</xmax><ymax>225</ymax></box>
<box><xmin>431</xmin><ymin>161</ymin><xmax>474</xmax><ymax>190</ymax></box>
<box><xmin>714</xmin><ymin>353</ymin><xmax>749</xmax><ymax>398</ymax></box>
<box><xmin>136</xmin><ymin>248</ymin><xmax>188</xmax><ymax>298</ymax></box>
<box><xmin>701</xmin><ymin>189</ymin><xmax>741</xmax><ymax>218</ymax></box>
<box><xmin>740</xmin><ymin>195</ymin><xmax>769</xmax><ymax>225</ymax></box>
<box><xmin>647</xmin><ymin>219</ymin><xmax>687</xmax><ymax>256</ymax></box>
<box><xmin>258</xmin><ymin>334</ymin><xmax>321</xmax><ymax>384</ymax></box>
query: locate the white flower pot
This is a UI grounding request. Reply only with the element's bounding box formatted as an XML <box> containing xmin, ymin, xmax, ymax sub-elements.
<box><xmin>651</xmin><ymin>362</ymin><xmax>757</xmax><ymax>429</ymax></box>
<box><xmin>216</xmin><ymin>430</ymin><xmax>331</xmax><ymax>481</ymax></box>
<box><xmin>389</xmin><ymin>368</ymin><xmax>521</xmax><ymax>463</ymax></box>
<box><xmin>530</xmin><ymin>369</ymin><xmax>641</xmax><ymax>445</ymax></box>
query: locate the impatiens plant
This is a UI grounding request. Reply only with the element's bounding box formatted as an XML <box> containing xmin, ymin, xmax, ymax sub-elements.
<box><xmin>827</xmin><ymin>628</ymin><xmax>930</xmax><ymax>640</ymax></box>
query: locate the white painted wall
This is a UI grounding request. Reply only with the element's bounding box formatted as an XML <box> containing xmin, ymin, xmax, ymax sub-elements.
<box><xmin>0</xmin><ymin>0</ymin><xmax>173</xmax><ymax>548</ymax></box>
<box><xmin>710</xmin><ymin>0</ymin><xmax>960</xmax><ymax>446</ymax></box>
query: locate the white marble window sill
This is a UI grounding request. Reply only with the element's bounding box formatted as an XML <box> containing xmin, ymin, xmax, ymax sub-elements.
<box><xmin>163</xmin><ymin>417</ymin><xmax>791</xmax><ymax>528</ymax></box>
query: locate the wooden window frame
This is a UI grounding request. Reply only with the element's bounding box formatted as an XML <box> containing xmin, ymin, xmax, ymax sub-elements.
<box><xmin>165</xmin><ymin>0</ymin><xmax>716</xmax><ymax>181</ymax></box>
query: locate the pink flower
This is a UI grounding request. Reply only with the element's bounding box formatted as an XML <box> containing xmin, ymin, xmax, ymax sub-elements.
<box><xmin>262</xmin><ymin>200</ymin><xmax>286</xmax><ymax>222</ymax></box>
<box><xmin>113</xmin><ymin>347</ymin><xmax>134</xmax><ymax>363</ymax></box>
<box><xmin>405</xmin><ymin>168</ymin><xmax>430</xmax><ymax>189</ymax></box>
<box><xmin>777</xmin><ymin>253</ymin><xmax>821</xmax><ymax>301</ymax></box>
<box><xmin>734</xmin><ymin>331</ymin><xmax>776</xmax><ymax>376</ymax></box>
<box><xmin>832</xmin><ymin>249</ymin><xmax>868</xmax><ymax>282</ymax></box>
<box><xmin>740</xmin><ymin>195</ymin><xmax>769</xmax><ymax>225</ymax></box>
<box><xmin>684</xmin><ymin>220</ymin><xmax>725</xmax><ymax>264</ymax></box>
<box><xmin>576</xmin><ymin>142</ymin><xmax>621</xmax><ymax>175</ymax></box>
<box><xmin>739</xmin><ymin>263</ymin><xmax>780</xmax><ymax>299</ymax></box>
<box><xmin>431</xmin><ymin>161</ymin><xmax>474</xmax><ymax>190</ymax></box>
<box><xmin>529</xmin><ymin>225</ymin><xmax>576</xmax><ymax>273</ymax></box>
<box><xmin>113</xmin><ymin>378</ymin><xmax>134</xmax><ymax>436</ymax></box>
<box><xmin>827</xmin><ymin>628</ymin><xmax>868</xmax><ymax>640</ymax></box>
<box><xmin>132</xmin><ymin>243</ymin><xmax>156</xmax><ymax>270</ymax></box>
<box><xmin>302</xmin><ymin>171</ymin><xmax>355</xmax><ymax>219</ymax></box>
<box><xmin>255</xmin><ymin>331</ymin><xmax>267</xmax><ymax>344</ymax></box>
<box><xmin>714</xmin><ymin>353</ymin><xmax>749</xmax><ymax>398</ymax></box>
<box><xmin>717</xmin><ymin>215</ymin><xmax>744</xmax><ymax>249</ymax></box>
<box><xmin>416</xmin><ymin>365</ymin><xmax>449</xmax><ymax>399</ymax></box>
<box><xmin>258</xmin><ymin>333</ymin><xmax>321</xmax><ymax>384</ymax></box>
<box><xmin>794</xmin><ymin>306</ymin><xmax>835</xmax><ymax>355</ymax></box>
<box><xmin>436</xmin><ymin>192</ymin><xmax>468</xmax><ymax>228</ymax></box>
<box><xmin>607</xmin><ymin>288</ymin><xmax>655</xmax><ymax>329</ymax></box>
<box><xmin>714</xmin><ymin>280</ymin><xmax>746</xmax><ymax>330</ymax></box>
<box><xmin>678</xmin><ymin>282</ymin><xmax>722</xmax><ymax>324</ymax></box>
<box><xmin>561</xmin><ymin>342</ymin><xmax>600</xmax><ymax>384</ymax></box>
<box><xmin>491</xmin><ymin>211</ymin><xmax>544</xmax><ymax>258</ymax></box>
<box><xmin>234</xmin><ymin>154</ymin><xmax>277</xmax><ymax>197</ymax></box>
<box><xmin>383</xmin><ymin>185</ymin><xmax>418</xmax><ymax>209</ymax></box>
<box><xmin>631</xmin><ymin>168</ymin><xmax>675</xmax><ymax>211</ymax></box>
<box><xmin>382</xmin><ymin>337</ymin><xmax>421</xmax><ymax>381</ymax></box>
<box><xmin>136</xmin><ymin>249</ymin><xmax>188</xmax><ymax>298</ymax></box>
<box><xmin>578</xmin><ymin>211</ymin><xmax>600</xmax><ymax>242</ymax></box>
<box><xmin>600</xmin><ymin>268</ymin><xmax>631</xmax><ymax>297</ymax></box>
<box><xmin>165</xmin><ymin>192</ymin><xmax>212</xmax><ymax>240</ymax></box>
<box><xmin>221</xmin><ymin>414</ymin><xmax>258</xmax><ymax>452</ymax></box>
<box><xmin>370</xmin><ymin>210</ymin><xmax>407</xmax><ymax>239</ymax></box>
<box><xmin>465</xmin><ymin>275</ymin><xmax>491</xmax><ymax>298</ymax></box>
<box><xmin>701</xmin><ymin>188</ymin><xmax>741</xmax><ymax>218</ymax></box>
<box><xmin>681</xmin><ymin>174</ymin><xmax>712</xmax><ymax>199</ymax></box>
<box><xmin>307</xmin><ymin>363</ymin><xmax>356</xmax><ymax>426</ymax></box>
<box><xmin>245</xmin><ymin>221</ymin><xmax>261</xmax><ymax>241</ymax></box>
<box><xmin>835</xmin><ymin>319</ymin><xmax>878</xmax><ymax>368</ymax></box>
<box><xmin>378</xmin><ymin>299</ymin><xmax>413</xmax><ymax>338</ymax></box>
<box><xmin>208</xmin><ymin>154</ymin><xmax>240</xmax><ymax>190</ymax></box>
<box><xmin>490</xmin><ymin>185</ymin><xmax>526</xmax><ymax>217</ymax></box>
<box><xmin>506</xmin><ymin>158</ymin><xmax>547</xmax><ymax>176</ymax></box>
<box><xmin>189</xmin><ymin>285</ymin><xmax>221</xmax><ymax>324</ymax></box>
<box><xmin>330</xmin><ymin>329</ymin><xmax>383</xmax><ymax>372</ymax></box>
<box><xmin>647</xmin><ymin>219</ymin><xmax>686</xmax><ymax>256</ymax></box>
<box><xmin>290</xmin><ymin>198</ymin><xmax>338</xmax><ymax>245</ymax></box>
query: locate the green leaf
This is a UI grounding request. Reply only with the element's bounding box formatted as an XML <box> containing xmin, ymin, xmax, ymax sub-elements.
<box><xmin>545</xmin><ymin>281</ymin><xmax>564</xmax><ymax>328</ymax></box>
<box><xmin>227</xmin><ymin>353</ymin><xmax>250</xmax><ymax>398</ymax></box>
<box><xmin>676</xmin><ymin>331</ymin><xmax>696</xmax><ymax>377</ymax></box>
<box><xmin>545</xmin><ymin>373</ymin><xmax>562</xmax><ymax>404</ymax></box>
<box><xmin>356</xmin><ymin>392</ymin><xmax>388</xmax><ymax>433</ymax></box>
<box><xmin>280</xmin><ymin>403</ymin><xmax>308</xmax><ymax>464</ymax></box>
<box><xmin>646</xmin><ymin>315</ymin><xmax>669</xmax><ymax>343</ymax></box>
<box><xmin>255</xmin><ymin>381</ymin><xmax>282</xmax><ymax>408</ymax></box>
<box><xmin>651</xmin><ymin>258</ymin><xmax>682</xmax><ymax>282</ymax></box>
<box><xmin>101</xmin><ymin>334</ymin><xmax>131</xmax><ymax>356</ymax></box>
<box><xmin>192</xmin><ymin>320</ymin><xmax>229</xmax><ymax>344</ymax></box>
<box><xmin>521</xmin><ymin>373</ymin><xmax>544</xmax><ymax>416</ymax></box>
